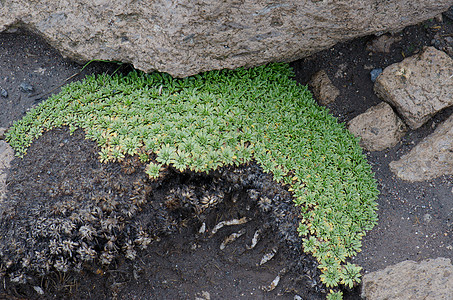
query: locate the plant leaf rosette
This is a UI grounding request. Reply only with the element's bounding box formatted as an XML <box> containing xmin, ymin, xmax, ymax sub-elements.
<box><xmin>6</xmin><ymin>63</ymin><xmax>379</xmax><ymax>298</ymax></box>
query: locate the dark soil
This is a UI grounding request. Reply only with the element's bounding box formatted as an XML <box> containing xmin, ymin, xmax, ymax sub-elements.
<box><xmin>0</xmin><ymin>15</ymin><xmax>452</xmax><ymax>300</ymax></box>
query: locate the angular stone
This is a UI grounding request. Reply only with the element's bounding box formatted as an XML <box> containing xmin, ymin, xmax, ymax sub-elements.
<box><xmin>374</xmin><ymin>47</ymin><xmax>453</xmax><ymax>129</ymax></box>
<box><xmin>366</xmin><ymin>34</ymin><xmax>402</xmax><ymax>53</ymax></box>
<box><xmin>0</xmin><ymin>127</ymin><xmax>6</xmax><ymax>140</ymax></box>
<box><xmin>389</xmin><ymin>112</ymin><xmax>453</xmax><ymax>181</ymax></box>
<box><xmin>348</xmin><ymin>102</ymin><xmax>407</xmax><ymax>151</ymax></box>
<box><xmin>0</xmin><ymin>140</ymin><xmax>14</xmax><ymax>204</ymax></box>
<box><xmin>362</xmin><ymin>258</ymin><xmax>453</xmax><ymax>300</ymax></box>
<box><xmin>308</xmin><ymin>70</ymin><xmax>339</xmax><ymax>105</ymax></box>
<box><xmin>1</xmin><ymin>1</ymin><xmax>451</xmax><ymax>77</ymax></box>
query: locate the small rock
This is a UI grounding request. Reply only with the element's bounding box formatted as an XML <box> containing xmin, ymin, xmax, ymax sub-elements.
<box><xmin>366</xmin><ymin>34</ymin><xmax>402</xmax><ymax>53</ymax></box>
<box><xmin>434</xmin><ymin>13</ymin><xmax>443</xmax><ymax>23</ymax></box>
<box><xmin>374</xmin><ymin>47</ymin><xmax>453</xmax><ymax>130</ymax></box>
<box><xmin>19</xmin><ymin>82</ymin><xmax>34</xmax><ymax>93</ymax></box>
<box><xmin>362</xmin><ymin>258</ymin><xmax>453</xmax><ymax>300</ymax></box>
<box><xmin>0</xmin><ymin>88</ymin><xmax>7</xmax><ymax>98</ymax></box>
<box><xmin>348</xmin><ymin>102</ymin><xmax>407</xmax><ymax>151</ymax></box>
<box><xmin>0</xmin><ymin>128</ymin><xmax>7</xmax><ymax>140</ymax></box>
<box><xmin>423</xmin><ymin>213</ymin><xmax>432</xmax><ymax>224</ymax></box>
<box><xmin>195</xmin><ymin>291</ymin><xmax>211</xmax><ymax>300</ymax></box>
<box><xmin>370</xmin><ymin>68</ymin><xmax>383</xmax><ymax>82</ymax></box>
<box><xmin>334</xmin><ymin>63</ymin><xmax>347</xmax><ymax>78</ymax></box>
<box><xmin>389</xmin><ymin>112</ymin><xmax>453</xmax><ymax>181</ymax></box>
<box><xmin>308</xmin><ymin>70</ymin><xmax>340</xmax><ymax>105</ymax></box>
<box><xmin>4</xmin><ymin>27</ymin><xmax>18</xmax><ymax>33</ymax></box>
<box><xmin>431</xmin><ymin>38</ymin><xmax>441</xmax><ymax>48</ymax></box>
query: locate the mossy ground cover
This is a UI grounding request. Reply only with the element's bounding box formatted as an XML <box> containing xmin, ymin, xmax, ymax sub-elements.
<box><xmin>6</xmin><ymin>63</ymin><xmax>378</xmax><ymax>298</ymax></box>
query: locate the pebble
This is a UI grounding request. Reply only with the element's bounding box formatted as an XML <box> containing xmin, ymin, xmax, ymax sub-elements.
<box><xmin>19</xmin><ymin>82</ymin><xmax>34</xmax><ymax>93</ymax></box>
<box><xmin>195</xmin><ymin>291</ymin><xmax>211</xmax><ymax>300</ymax></box>
<box><xmin>0</xmin><ymin>127</ymin><xmax>6</xmax><ymax>140</ymax></box>
<box><xmin>0</xmin><ymin>88</ymin><xmax>7</xmax><ymax>98</ymax></box>
<box><xmin>431</xmin><ymin>39</ymin><xmax>441</xmax><ymax>48</ymax></box>
<box><xmin>370</xmin><ymin>68</ymin><xmax>383</xmax><ymax>82</ymax></box>
<box><xmin>423</xmin><ymin>213</ymin><xmax>432</xmax><ymax>224</ymax></box>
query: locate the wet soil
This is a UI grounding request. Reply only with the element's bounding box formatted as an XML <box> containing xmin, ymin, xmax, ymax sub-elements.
<box><xmin>0</xmin><ymin>16</ymin><xmax>452</xmax><ymax>300</ymax></box>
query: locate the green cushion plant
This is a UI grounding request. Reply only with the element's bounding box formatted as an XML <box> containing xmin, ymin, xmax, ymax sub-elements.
<box><xmin>6</xmin><ymin>63</ymin><xmax>378</xmax><ymax>298</ymax></box>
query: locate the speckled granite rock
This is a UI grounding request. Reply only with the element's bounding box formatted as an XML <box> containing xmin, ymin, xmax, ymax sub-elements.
<box><xmin>0</xmin><ymin>1</ymin><xmax>451</xmax><ymax>77</ymax></box>
<box><xmin>362</xmin><ymin>258</ymin><xmax>453</xmax><ymax>300</ymax></box>
<box><xmin>308</xmin><ymin>70</ymin><xmax>339</xmax><ymax>105</ymax></box>
<box><xmin>374</xmin><ymin>47</ymin><xmax>453</xmax><ymax>130</ymax></box>
<box><xmin>366</xmin><ymin>34</ymin><xmax>402</xmax><ymax>53</ymax></box>
<box><xmin>389</xmin><ymin>112</ymin><xmax>453</xmax><ymax>182</ymax></box>
<box><xmin>348</xmin><ymin>102</ymin><xmax>407</xmax><ymax>151</ymax></box>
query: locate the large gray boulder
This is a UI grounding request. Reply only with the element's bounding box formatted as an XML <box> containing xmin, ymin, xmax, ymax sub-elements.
<box><xmin>1</xmin><ymin>1</ymin><xmax>451</xmax><ymax>77</ymax></box>
<box><xmin>389</xmin><ymin>112</ymin><xmax>453</xmax><ymax>181</ymax></box>
<box><xmin>362</xmin><ymin>258</ymin><xmax>453</xmax><ymax>300</ymax></box>
<box><xmin>374</xmin><ymin>47</ymin><xmax>453</xmax><ymax>130</ymax></box>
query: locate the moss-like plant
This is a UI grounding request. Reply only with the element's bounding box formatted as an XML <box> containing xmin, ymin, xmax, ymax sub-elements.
<box><xmin>6</xmin><ymin>63</ymin><xmax>378</xmax><ymax>297</ymax></box>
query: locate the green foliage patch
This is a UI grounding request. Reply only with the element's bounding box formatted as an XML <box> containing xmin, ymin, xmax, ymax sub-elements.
<box><xmin>6</xmin><ymin>63</ymin><xmax>378</xmax><ymax>296</ymax></box>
